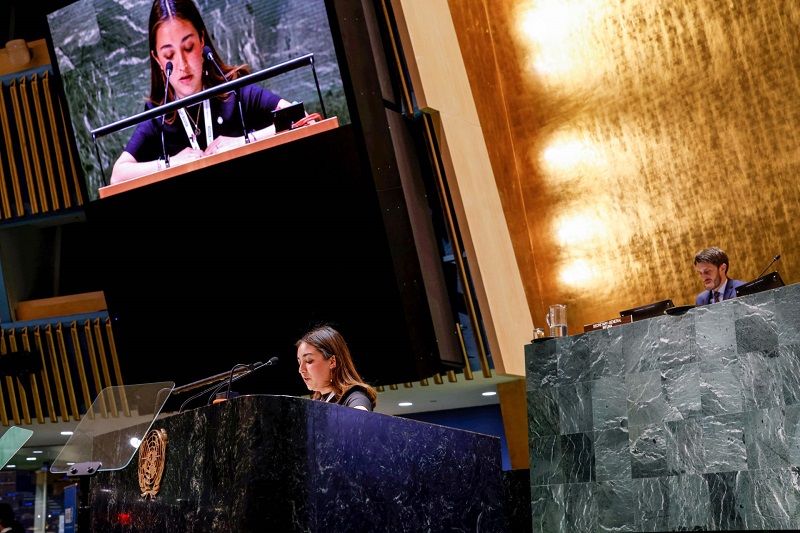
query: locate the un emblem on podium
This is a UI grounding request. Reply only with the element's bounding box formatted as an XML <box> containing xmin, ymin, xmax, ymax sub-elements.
<box><xmin>138</xmin><ymin>428</ymin><xmax>168</xmax><ymax>499</ymax></box>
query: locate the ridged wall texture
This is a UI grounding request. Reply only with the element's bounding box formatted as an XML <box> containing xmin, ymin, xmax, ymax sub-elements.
<box><xmin>448</xmin><ymin>0</ymin><xmax>800</xmax><ymax>332</ymax></box>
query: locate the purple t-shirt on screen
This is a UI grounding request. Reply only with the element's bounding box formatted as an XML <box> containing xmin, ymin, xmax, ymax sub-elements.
<box><xmin>124</xmin><ymin>84</ymin><xmax>283</xmax><ymax>162</ymax></box>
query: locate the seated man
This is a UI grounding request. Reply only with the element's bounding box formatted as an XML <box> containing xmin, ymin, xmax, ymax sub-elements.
<box><xmin>694</xmin><ymin>246</ymin><xmax>746</xmax><ymax>305</ymax></box>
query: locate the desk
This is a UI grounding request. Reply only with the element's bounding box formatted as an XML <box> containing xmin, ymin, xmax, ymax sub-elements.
<box><xmin>526</xmin><ymin>283</ymin><xmax>800</xmax><ymax>532</ymax></box>
<box><xmin>97</xmin><ymin>117</ymin><xmax>339</xmax><ymax>198</ymax></box>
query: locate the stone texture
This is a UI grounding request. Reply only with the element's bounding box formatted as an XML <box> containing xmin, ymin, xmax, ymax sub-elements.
<box><xmin>527</xmin><ymin>284</ymin><xmax>800</xmax><ymax>531</ymax></box>
<box><xmin>90</xmin><ymin>395</ymin><xmax>507</xmax><ymax>532</ymax></box>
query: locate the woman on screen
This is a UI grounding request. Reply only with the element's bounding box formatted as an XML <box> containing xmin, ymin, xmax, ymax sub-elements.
<box><xmin>109</xmin><ymin>0</ymin><xmax>293</xmax><ymax>184</ymax></box>
<box><xmin>296</xmin><ymin>324</ymin><xmax>377</xmax><ymax>412</ymax></box>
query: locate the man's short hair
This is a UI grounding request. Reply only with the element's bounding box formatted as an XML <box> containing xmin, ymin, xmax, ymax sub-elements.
<box><xmin>694</xmin><ymin>246</ymin><xmax>729</xmax><ymax>271</ymax></box>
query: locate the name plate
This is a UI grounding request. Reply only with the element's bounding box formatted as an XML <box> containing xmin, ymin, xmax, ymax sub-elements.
<box><xmin>583</xmin><ymin>315</ymin><xmax>632</xmax><ymax>332</ymax></box>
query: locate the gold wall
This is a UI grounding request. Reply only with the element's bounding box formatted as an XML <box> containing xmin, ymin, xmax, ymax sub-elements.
<box><xmin>447</xmin><ymin>0</ymin><xmax>800</xmax><ymax>332</ymax></box>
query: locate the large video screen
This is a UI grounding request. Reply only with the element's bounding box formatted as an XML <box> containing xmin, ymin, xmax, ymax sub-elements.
<box><xmin>47</xmin><ymin>0</ymin><xmax>350</xmax><ymax>200</ymax></box>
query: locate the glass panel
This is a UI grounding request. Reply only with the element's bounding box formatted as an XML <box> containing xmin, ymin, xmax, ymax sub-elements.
<box><xmin>0</xmin><ymin>427</ymin><xmax>33</xmax><ymax>468</ymax></box>
<box><xmin>50</xmin><ymin>381</ymin><xmax>174</xmax><ymax>473</ymax></box>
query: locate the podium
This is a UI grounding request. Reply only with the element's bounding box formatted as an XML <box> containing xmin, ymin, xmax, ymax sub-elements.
<box><xmin>525</xmin><ymin>282</ymin><xmax>800</xmax><ymax>532</ymax></box>
<box><xmin>88</xmin><ymin>395</ymin><xmax>507</xmax><ymax>532</ymax></box>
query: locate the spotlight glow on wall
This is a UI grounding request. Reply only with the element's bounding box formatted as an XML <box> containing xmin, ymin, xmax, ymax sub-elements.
<box><xmin>519</xmin><ymin>0</ymin><xmax>588</xmax><ymax>76</ymax></box>
<box><xmin>521</xmin><ymin>1</ymin><xmax>573</xmax><ymax>43</ymax></box>
<box><xmin>561</xmin><ymin>258</ymin><xmax>593</xmax><ymax>285</ymax></box>
<box><xmin>541</xmin><ymin>135</ymin><xmax>607</xmax><ymax>175</ymax></box>
<box><xmin>556</xmin><ymin>212</ymin><xmax>607</xmax><ymax>244</ymax></box>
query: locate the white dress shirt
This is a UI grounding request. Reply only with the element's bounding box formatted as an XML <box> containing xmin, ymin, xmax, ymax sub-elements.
<box><xmin>714</xmin><ymin>279</ymin><xmax>729</xmax><ymax>302</ymax></box>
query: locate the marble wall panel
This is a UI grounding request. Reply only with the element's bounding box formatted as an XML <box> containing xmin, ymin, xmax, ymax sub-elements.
<box><xmin>594</xmin><ymin>427</ymin><xmax>630</xmax><ymax>482</ymax></box>
<box><xmin>527</xmin><ymin>285</ymin><xmax>800</xmax><ymax>531</ymax></box>
<box><xmin>591</xmin><ymin>376</ymin><xmax>627</xmax><ymax>431</ymax></box>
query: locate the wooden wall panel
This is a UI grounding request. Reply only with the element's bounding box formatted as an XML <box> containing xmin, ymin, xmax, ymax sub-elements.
<box><xmin>440</xmin><ymin>0</ymin><xmax>800</xmax><ymax>333</ymax></box>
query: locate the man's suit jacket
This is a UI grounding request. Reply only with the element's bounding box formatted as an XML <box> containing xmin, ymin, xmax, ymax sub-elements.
<box><xmin>696</xmin><ymin>279</ymin><xmax>747</xmax><ymax>305</ymax></box>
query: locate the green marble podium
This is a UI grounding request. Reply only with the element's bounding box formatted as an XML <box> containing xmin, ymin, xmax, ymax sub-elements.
<box><xmin>526</xmin><ymin>283</ymin><xmax>800</xmax><ymax>532</ymax></box>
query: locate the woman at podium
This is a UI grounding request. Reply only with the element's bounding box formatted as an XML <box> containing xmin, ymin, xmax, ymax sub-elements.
<box><xmin>296</xmin><ymin>325</ymin><xmax>378</xmax><ymax>411</ymax></box>
<box><xmin>109</xmin><ymin>0</ymin><xmax>293</xmax><ymax>184</ymax></box>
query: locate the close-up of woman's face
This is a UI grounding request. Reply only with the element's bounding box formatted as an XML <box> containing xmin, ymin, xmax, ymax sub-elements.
<box><xmin>297</xmin><ymin>341</ymin><xmax>335</xmax><ymax>393</ymax></box>
<box><xmin>152</xmin><ymin>17</ymin><xmax>205</xmax><ymax>99</ymax></box>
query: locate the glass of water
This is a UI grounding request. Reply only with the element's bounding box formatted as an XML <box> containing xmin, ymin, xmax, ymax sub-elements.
<box><xmin>545</xmin><ymin>304</ymin><xmax>567</xmax><ymax>337</ymax></box>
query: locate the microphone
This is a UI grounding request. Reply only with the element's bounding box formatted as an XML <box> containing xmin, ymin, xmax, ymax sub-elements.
<box><xmin>757</xmin><ymin>253</ymin><xmax>781</xmax><ymax>279</ymax></box>
<box><xmin>160</xmin><ymin>61</ymin><xmax>173</xmax><ymax>167</ymax></box>
<box><xmin>177</xmin><ymin>357</ymin><xmax>279</xmax><ymax>412</ymax></box>
<box><xmin>202</xmin><ymin>45</ymin><xmax>249</xmax><ymax>143</ymax></box>
<box><xmin>213</xmin><ymin>357</ymin><xmax>279</xmax><ymax>405</ymax></box>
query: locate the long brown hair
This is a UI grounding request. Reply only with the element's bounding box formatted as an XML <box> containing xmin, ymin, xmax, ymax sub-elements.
<box><xmin>147</xmin><ymin>0</ymin><xmax>249</xmax><ymax>119</ymax></box>
<box><xmin>296</xmin><ymin>325</ymin><xmax>377</xmax><ymax>409</ymax></box>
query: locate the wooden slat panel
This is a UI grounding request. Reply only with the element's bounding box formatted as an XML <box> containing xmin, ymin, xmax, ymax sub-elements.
<box><xmin>3</xmin><ymin>330</ymin><xmax>20</xmax><ymax>425</ymax></box>
<box><xmin>17</xmin><ymin>76</ymin><xmax>47</xmax><ymax>212</ymax></box>
<box><xmin>0</xmin><ymin>85</ymin><xmax>19</xmax><ymax>217</ymax></box>
<box><xmin>42</xmin><ymin>72</ymin><xmax>71</xmax><ymax>209</ymax></box>
<box><xmin>7</xmin><ymin>80</ymin><xmax>34</xmax><ymax>214</ymax></box>
<box><xmin>89</xmin><ymin>320</ymin><xmax>117</xmax><ymax>417</ymax></box>
<box><xmin>11</xmin><ymin>329</ymin><xmax>32</xmax><ymax>425</ymax></box>
<box><xmin>54</xmin><ymin>324</ymin><xmax>80</xmax><ymax>420</ymax></box>
<box><xmin>31</xmin><ymin>73</ymin><xmax>59</xmax><ymax>210</ymax></box>
<box><xmin>104</xmin><ymin>319</ymin><xmax>129</xmax><ymax>416</ymax></box>
<box><xmin>39</xmin><ymin>326</ymin><xmax>69</xmax><ymax>422</ymax></box>
<box><xmin>83</xmin><ymin>320</ymin><xmax>107</xmax><ymax>418</ymax></box>
<box><xmin>59</xmin><ymin>96</ymin><xmax>82</xmax><ymax>206</ymax></box>
<box><xmin>19</xmin><ymin>77</ymin><xmax>50</xmax><ymax>213</ymax></box>
<box><xmin>70</xmin><ymin>321</ymin><xmax>93</xmax><ymax>415</ymax></box>
<box><xmin>30</xmin><ymin>327</ymin><xmax>58</xmax><ymax>422</ymax></box>
<box><xmin>455</xmin><ymin>322</ymin><xmax>474</xmax><ymax>381</ymax></box>
<box><xmin>0</xmin><ymin>331</ymin><xmax>11</xmax><ymax>427</ymax></box>
<box><xmin>19</xmin><ymin>331</ymin><xmax>44</xmax><ymax>424</ymax></box>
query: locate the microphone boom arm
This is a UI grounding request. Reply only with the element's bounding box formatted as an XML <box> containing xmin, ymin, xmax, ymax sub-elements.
<box><xmin>203</xmin><ymin>46</ymin><xmax>249</xmax><ymax>143</ymax></box>
<box><xmin>172</xmin><ymin>366</ymin><xmax>252</xmax><ymax>395</ymax></box>
<box><xmin>91</xmin><ymin>54</ymin><xmax>316</xmax><ymax>140</ymax></box>
<box><xmin>757</xmin><ymin>253</ymin><xmax>781</xmax><ymax>279</ymax></box>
